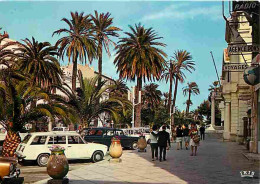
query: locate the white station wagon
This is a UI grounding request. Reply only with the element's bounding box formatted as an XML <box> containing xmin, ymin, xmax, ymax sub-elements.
<box><xmin>16</xmin><ymin>132</ymin><xmax>108</xmax><ymax>166</ymax></box>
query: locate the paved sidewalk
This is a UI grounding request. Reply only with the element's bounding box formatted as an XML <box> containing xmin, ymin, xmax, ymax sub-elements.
<box><xmin>35</xmin><ymin>134</ymin><xmax>260</xmax><ymax>184</ymax></box>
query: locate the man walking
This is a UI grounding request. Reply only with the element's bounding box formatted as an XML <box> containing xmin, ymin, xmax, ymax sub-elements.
<box><xmin>157</xmin><ymin>126</ymin><xmax>171</xmax><ymax>161</ymax></box>
<box><xmin>199</xmin><ymin>125</ymin><xmax>205</xmax><ymax>140</ymax></box>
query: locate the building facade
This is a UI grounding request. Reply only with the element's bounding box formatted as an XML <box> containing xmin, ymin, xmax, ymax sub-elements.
<box><xmin>221</xmin><ymin>1</ymin><xmax>260</xmax><ymax>154</ymax></box>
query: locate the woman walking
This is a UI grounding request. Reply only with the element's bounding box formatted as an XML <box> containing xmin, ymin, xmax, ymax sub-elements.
<box><xmin>150</xmin><ymin>125</ymin><xmax>158</xmax><ymax>161</ymax></box>
<box><xmin>189</xmin><ymin>123</ymin><xmax>199</xmax><ymax>156</ymax></box>
<box><xmin>183</xmin><ymin>124</ymin><xmax>190</xmax><ymax>150</ymax></box>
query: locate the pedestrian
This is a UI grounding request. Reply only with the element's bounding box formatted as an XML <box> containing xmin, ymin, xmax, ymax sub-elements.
<box><xmin>183</xmin><ymin>124</ymin><xmax>190</xmax><ymax>150</ymax></box>
<box><xmin>199</xmin><ymin>125</ymin><xmax>205</xmax><ymax>140</ymax></box>
<box><xmin>189</xmin><ymin>123</ymin><xmax>199</xmax><ymax>156</ymax></box>
<box><xmin>150</xmin><ymin>125</ymin><xmax>158</xmax><ymax>161</ymax></box>
<box><xmin>153</xmin><ymin>126</ymin><xmax>171</xmax><ymax>161</ymax></box>
<box><xmin>176</xmin><ymin>125</ymin><xmax>183</xmax><ymax>150</ymax></box>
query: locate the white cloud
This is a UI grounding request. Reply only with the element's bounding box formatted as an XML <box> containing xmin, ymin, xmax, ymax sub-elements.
<box><xmin>141</xmin><ymin>4</ymin><xmax>221</xmax><ymax>21</ymax></box>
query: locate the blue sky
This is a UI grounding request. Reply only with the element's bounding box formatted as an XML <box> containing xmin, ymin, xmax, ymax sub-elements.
<box><xmin>0</xmin><ymin>1</ymin><xmax>227</xmax><ymax>111</ymax></box>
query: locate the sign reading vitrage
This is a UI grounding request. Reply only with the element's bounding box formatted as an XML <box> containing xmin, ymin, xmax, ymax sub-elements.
<box><xmin>223</xmin><ymin>63</ymin><xmax>248</xmax><ymax>72</ymax></box>
<box><xmin>228</xmin><ymin>44</ymin><xmax>260</xmax><ymax>54</ymax></box>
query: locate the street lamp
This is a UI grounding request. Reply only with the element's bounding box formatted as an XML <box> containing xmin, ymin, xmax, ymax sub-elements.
<box><xmin>128</xmin><ymin>87</ymin><xmax>141</xmax><ymax>128</ymax></box>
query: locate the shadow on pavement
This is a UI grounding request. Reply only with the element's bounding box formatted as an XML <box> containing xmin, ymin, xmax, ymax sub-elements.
<box><xmin>68</xmin><ymin>180</ymin><xmax>167</xmax><ymax>184</ymax></box>
<box><xmin>20</xmin><ymin>159</ymin><xmax>92</xmax><ymax>166</ymax></box>
<box><xmin>134</xmin><ymin>133</ymin><xmax>260</xmax><ymax>184</ymax></box>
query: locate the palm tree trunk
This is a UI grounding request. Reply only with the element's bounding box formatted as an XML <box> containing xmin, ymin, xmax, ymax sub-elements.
<box><xmin>171</xmin><ymin>78</ymin><xmax>179</xmax><ymax>136</ymax></box>
<box><xmin>168</xmin><ymin>69</ymin><xmax>173</xmax><ymax>113</ymax></box>
<box><xmin>172</xmin><ymin>78</ymin><xmax>179</xmax><ymax>110</ymax></box>
<box><xmin>72</xmin><ymin>53</ymin><xmax>78</xmax><ymax>92</ymax></box>
<box><xmin>135</xmin><ymin>77</ymin><xmax>142</xmax><ymax>127</ymax></box>
<box><xmin>98</xmin><ymin>40</ymin><xmax>103</xmax><ymax>86</ymax></box>
<box><xmin>186</xmin><ymin>90</ymin><xmax>191</xmax><ymax>114</ymax></box>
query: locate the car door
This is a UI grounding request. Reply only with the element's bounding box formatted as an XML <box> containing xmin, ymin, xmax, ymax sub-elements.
<box><xmin>104</xmin><ymin>129</ymin><xmax>114</xmax><ymax>147</ymax></box>
<box><xmin>117</xmin><ymin>130</ymin><xmax>133</xmax><ymax>148</ymax></box>
<box><xmin>66</xmin><ymin>135</ymin><xmax>88</xmax><ymax>159</ymax></box>
<box><xmin>47</xmin><ymin>135</ymin><xmax>68</xmax><ymax>157</ymax></box>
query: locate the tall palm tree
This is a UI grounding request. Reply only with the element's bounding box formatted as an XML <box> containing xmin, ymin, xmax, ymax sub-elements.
<box><xmin>15</xmin><ymin>37</ymin><xmax>63</xmax><ymax>89</ymax></box>
<box><xmin>162</xmin><ymin>60</ymin><xmax>175</xmax><ymax>113</ymax></box>
<box><xmin>53</xmin><ymin>11</ymin><xmax>96</xmax><ymax>91</ymax></box>
<box><xmin>90</xmin><ymin>11</ymin><xmax>121</xmax><ymax>85</ymax></box>
<box><xmin>171</xmin><ymin>50</ymin><xmax>195</xmax><ymax>110</ymax></box>
<box><xmin>182</xmin><ymin>82</ymin><xmax>200</xmax><ymax>114</ymax></box>
<box><xmin>142</xmin><ymin>83</ymin><xmax>162</xmax><ymax>109</ymax></box>
<box><xmin>114</xmin><ymin>24</ymin><xmax>167</xmax><ymax>127</ymax></box>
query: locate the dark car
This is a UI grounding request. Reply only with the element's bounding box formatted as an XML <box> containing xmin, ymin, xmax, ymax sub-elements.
<box><xmin>83</xmin><ymin>128</ymin><xmax>138</xmax><ymax>149</ymax></box>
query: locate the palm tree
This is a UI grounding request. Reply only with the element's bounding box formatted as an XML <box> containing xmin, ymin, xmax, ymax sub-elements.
<box><xmin>208</xmin><ymin>81</ymin><xmax>219</xmax><ymax>92</ymax></box>
<box><xmin>171</xmin><ymin>50</ymin><xmax>195</xmax><ymax>110</ymax></box>
<box><xmin>162</xmin><ymin>60</ymin><xmax>175</xmax><ymax>113</ymax></box>
<box><xmin>15</xmin><ymin>37</ymin><xmax>63</xmax><ymax>89</ymax></box>
<box><xmin>142</xmin><ymin>83</ymin><xmax>162</xmax><ymax>109</ymax></box>
<box><xmin>0</xmin><ymin>70</ymin><xmax>73</xmax><ymax>157</ymax></box>
<box><xmin>53</xmin><ymin>12</ymin><xmax>96</xmax><ymax>91</ymax></box>
<box><xmin>90</xmin><ymin>11</ymin><xmax>121</xmax><ymax>85</ymax></box>
<box><xmin>163</xmin><ymin>92</ymin><xmax>169</xmax><ymax>108</ymax></box>
<box><xmin>53</xmin><ymin>76</ymin><xmax>131</xmax><ymax>127</ymax></box>
<box><xmin>114</xmin><ymin>23</ymin><xmax>167</xmax><ymax>127</ymax></box>
<box><xmin>182</xmin><ymin>82</ymin><xmax>200</xmax><ymax>114</ymax></box>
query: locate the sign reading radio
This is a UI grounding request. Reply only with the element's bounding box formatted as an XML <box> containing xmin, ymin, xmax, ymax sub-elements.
<box><xmin>233</xmin><ymin>1</ymin><xmax>259</xmax><ymax>13</ymax></box>
<box><xmin>228</xmin><ymin>44</ymin><xmax>260</xmax><ymax>54</ymax></box>
<box><xmin>223</xmin><ymin>63</ymin><xmax>248</xmax><ymax>72</ymax></box>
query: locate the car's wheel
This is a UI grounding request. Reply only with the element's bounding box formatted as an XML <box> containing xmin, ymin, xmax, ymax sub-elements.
<box><xmin>37</xmin><ymin>153</ymin><xmax>50</xmax><ymax>167</ymax></box>
<box><xmin>131</xmin><ymin>141</ymin><xmax>138</xmax><ymax>150</ymax></box>
<box><xmin>92</xmin><ymin>151</ymin><xmax>104</xmax><ymax>163</ymax></box>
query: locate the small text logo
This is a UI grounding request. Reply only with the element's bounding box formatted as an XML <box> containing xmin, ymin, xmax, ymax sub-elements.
<box><xmin>240</xmin><ymin>171</ymin><xmax>255</xmax><ymax>178</ymax></box>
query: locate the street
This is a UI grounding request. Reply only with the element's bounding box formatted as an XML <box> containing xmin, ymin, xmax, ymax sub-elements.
<box><xmin>34</xmin><ymin>133</ymin><xmax>259</xmax><ymax>184</ymax></box>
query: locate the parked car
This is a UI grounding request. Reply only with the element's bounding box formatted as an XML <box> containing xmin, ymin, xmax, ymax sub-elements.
<box><xmin>52</xmin><ymin>127</ymin><xmax>69</xmax><ymax>131</ymax></box>
<box><xmin>0</xmin><ymin>157</ymin><xmax>22</xmax><ymax>183</ymax></box>
<box><xmin>83</xmin><ymin>128</ymin><xmax>139</xmax><ymax>149</ymax></box>
<box><xmin>122</xmin><ymin>127</ymin><xmax>151</xmax><ymax>143</ymax></box>
<box><xmin>16</xmin><ymin>131</ymin><xmax>107</xmax><ymax>167</ymax></box>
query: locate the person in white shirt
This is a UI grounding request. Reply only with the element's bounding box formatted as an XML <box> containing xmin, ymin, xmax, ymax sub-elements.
<box><xmin>150</xmin><ymin>125</ymin><xmax>158</xmax><ymax>161</ymax></box>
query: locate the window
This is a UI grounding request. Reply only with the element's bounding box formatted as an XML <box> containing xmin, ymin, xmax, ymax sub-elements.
<box><xmin>106</xmin><ymin>130</ymin><xmax>114</xmax><ymax>136</ymax></box>
<box><xmin>30</xmin><ymin>136</ymin><xmax>47</xmax><ymax>145</ymax></box>
<box><xmin>48</xmin><ymin>136</ymin><xmax>66</xmax><ymax>144</ymax></box>
<box><xmin>115</xmin><ymin>130</ymin><xmax>124</xmax><ymax>136</ymax></box>
<box><xmin>22</xmin><ymin>134</ymin><xmax>32</xmax><ymax>144</ymax></box>
<box><xmin>68</xmin><ymin>136</ymin><xmax>85</xmax><ymax>144</ymax></box>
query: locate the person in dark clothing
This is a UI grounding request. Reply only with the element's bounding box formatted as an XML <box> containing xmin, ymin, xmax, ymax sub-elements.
<box><xmin>183</xmin><ymin>125</ymin><xmax>190</xmax><ymax>150</ymax></box>
<box><xmin>156</xmin><ymin>126</ymin><xmax>171</xmax><ymax>161</ymax></box>
<box><xmin>176</xmin><ymin>125</ymin><xmax>183</xmax><ymax>150</ymax></box>
<box><xmin>199</xmin><ymin>125</ymin><xmax>205</xmax><ymax>140</ymax></box>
